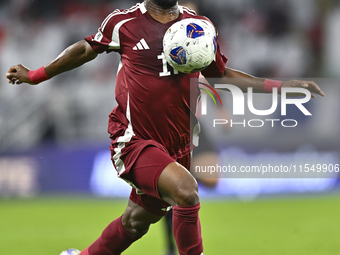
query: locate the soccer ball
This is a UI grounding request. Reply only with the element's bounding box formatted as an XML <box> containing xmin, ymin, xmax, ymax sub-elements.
<box><xmin>59</xmin><ymin>248</ymin><xmax>80</xmax><ymax>255</ymax></box>
<box><xmin>163</xmin><ymin>18</ymin><xmax>217</xmax><ymax>73</ymax></box>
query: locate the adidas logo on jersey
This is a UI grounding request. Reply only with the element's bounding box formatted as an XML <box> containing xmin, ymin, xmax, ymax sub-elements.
<box><xmin>133</xmin><ymin>38</ymin><xmax>150</xmax><ymax>50</ymax></box>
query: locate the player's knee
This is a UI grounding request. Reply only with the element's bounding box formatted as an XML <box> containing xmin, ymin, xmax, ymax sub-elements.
<box><xmin>159</xmin><ymin>162</ymin><xmax>200</xmax><ymax>206</ymax></box>
<box><xmin>175</xmin><ymin>178</ymin><xmax>199</xmax><ymax>206</ymax></box>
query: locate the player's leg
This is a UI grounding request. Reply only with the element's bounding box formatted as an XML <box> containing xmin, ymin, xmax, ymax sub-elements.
<box><xmin>80</xmin><ymin>146</ymin><xmax>175</xmax><ymax>255</ymax></box>
<box><xmin>80</xmin><ymin>146</ymin><xmax>202</xmax><ymax>255</ymax></box>
<box><xmin>121</xmin><ymin>198</ymin><xmax>164</xmax><ymax>238</ymax></box>
<box><xmin>158</xmin><ymin>161</ymin><xmax>199</xmax><ymax>206</ymax></box>
<box><xmin>125</xmin><ymin>146</ymin><xmax>203</xmax><ymax>255</ymax></box>
<box><xmin>158</xmin><ymin>158</ymin><xmax>203</xmax><ymax>255</ymax></box>
<box><xmin>80</xmin><ymin>198</ymin><xmax>164</xmax><ymax>255</ymax></box>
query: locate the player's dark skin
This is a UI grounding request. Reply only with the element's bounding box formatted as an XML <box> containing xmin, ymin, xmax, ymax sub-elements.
<box><xmin>6</xmin><ymin>0</ymin><xmax>325</xmax><ymax>239</ymax></box>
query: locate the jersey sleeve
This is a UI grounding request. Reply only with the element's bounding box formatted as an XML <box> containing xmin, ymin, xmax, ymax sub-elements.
<box><xmin>200</xmin><ymin>18</ymin><xmax>228</xmax><ymax>78</ymax></box>
<box><xmin>84</xmin><ymin>9</ymin><xmax>136</xmax><ymax>54</ymax></box>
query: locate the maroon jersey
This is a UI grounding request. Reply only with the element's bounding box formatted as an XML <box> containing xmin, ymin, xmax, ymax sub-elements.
<box><xmin>85</xmin><ymin>3</ymin><xmax>227</xmax><ymax>173</ymax></box>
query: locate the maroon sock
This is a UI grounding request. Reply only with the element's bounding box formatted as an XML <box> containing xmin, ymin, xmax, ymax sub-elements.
<box><xmin>80</xmin><ymin>216</ymin><xmax>138</xmax><ymax>255</ymax></box>
<box><xmin>172</xmin><ymin>203</ymin><xmax>203</xmax><ymax>255</ymax></box>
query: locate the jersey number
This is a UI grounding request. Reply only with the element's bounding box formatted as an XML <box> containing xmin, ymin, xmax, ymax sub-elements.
<box><xmin>158</xmin><ymin>52</ymin><xmax>178</xmax><ymax>77</ymax></box>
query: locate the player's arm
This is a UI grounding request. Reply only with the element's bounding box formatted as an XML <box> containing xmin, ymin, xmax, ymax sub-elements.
<box><xmin>220</xmin><ymin>67</ymin><xmax>325</xmax><ymax>98</ymax></box>
<box><xmin>6</xmin><ymin>40</ymin><xmax>98</xmax><ymax>85</ymax></box>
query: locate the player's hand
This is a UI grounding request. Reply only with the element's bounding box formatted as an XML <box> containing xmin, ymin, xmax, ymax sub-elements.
<box><xmin>6</xmin><ymin>64</ymin><xmax>35</xmax><ymax>85</ymax></box>
<box><xmin>281</xmin><ymin>80</ymin><xmax>325</xmax><ymax>98</ymax></box>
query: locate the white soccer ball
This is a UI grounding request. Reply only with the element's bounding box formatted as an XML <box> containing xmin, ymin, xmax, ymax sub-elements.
<box><xmin>59</xmin><ymin>249</ymin><xmax>80</xmax><ymax>255</ymax></box>
<box><xmin>163</xmin><ymin>18</ymin><xmax>217</xmax><ymax>73</ymax></box>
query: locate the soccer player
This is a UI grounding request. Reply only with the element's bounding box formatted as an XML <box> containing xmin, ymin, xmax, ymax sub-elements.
<box><xmin>6</xmin><ymin>0</ymin><xmax>325</xmax><ymax>255</ymax></box>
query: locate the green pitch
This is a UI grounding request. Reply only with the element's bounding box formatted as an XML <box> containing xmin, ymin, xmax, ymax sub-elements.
<box><xmin>1</xmin><ymin>194</ymin><xmax>340</xmax><ymax>255</ymax></box>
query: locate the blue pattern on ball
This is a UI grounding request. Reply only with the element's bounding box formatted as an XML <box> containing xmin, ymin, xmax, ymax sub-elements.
<box><xmin>186</xmin><ymin>23</ymin><xmax>205</xmax><ymax>38</ymax></box>
<box><xmin>64</xmin><ymin>249</ymin><xmax>79</xmax><ymax>255</ymax></box>
<box><xmin>213</xmin><ymin>36</ymin><xmax>217</xmax><ymax>53</ymax></box>
<box><xmin>170</xmin><ymin>46</ymin><xmax>187</xmax><ymax>65</ymax></box>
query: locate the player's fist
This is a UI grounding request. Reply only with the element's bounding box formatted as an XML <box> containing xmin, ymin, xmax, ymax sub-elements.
<box><xmin>281</xmin><ymin>80</ymin><xmax>325</xmax><ymax>98</ymax></box>
<box><xmin>6</xmin><ymin>64</ymin><xmax>35</xmax><ymax>85</ymax></box>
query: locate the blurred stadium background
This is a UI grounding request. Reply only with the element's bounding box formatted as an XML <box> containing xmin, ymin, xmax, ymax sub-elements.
<box><xmin>0</xmin><ymin>0</ymin><xmax>340</xmax><ymax>254</ymax></box>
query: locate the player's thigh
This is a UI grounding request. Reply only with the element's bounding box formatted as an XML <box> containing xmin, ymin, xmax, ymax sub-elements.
<box><xmin>124</xmin><ymin>146</ymin><xmax>175</xmax><ymax>216</ymax></box>
<box><xmin>127</xmin><ymin>146</ymin><xmax>174</xmax><ymax>198</ymax></box>
<box><xmin>126</xmin><ymin>146</ymin><xmax>198</xmax><ymax>207</ymax></box>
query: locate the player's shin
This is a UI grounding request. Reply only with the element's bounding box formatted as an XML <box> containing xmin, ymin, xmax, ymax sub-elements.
<box><xmin>80</xmin><ymin>216</ymin><xmax>138</xmax><ymax>255</ymax></box>
<box><xmin>172</xmin><ymin>202</ymin><xmax>203</xmax><ymax>255</ymax></box>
